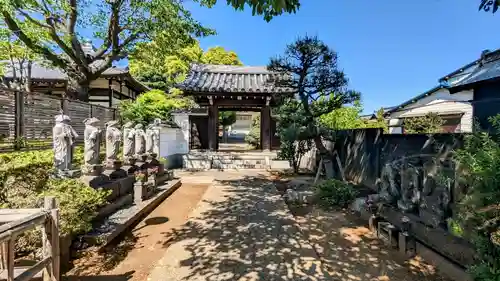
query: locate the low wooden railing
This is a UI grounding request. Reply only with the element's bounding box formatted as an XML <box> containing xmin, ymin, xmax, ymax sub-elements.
<box><xmin>0</xmin><ymin>197</ymin><xmax>60</xmax><ymax>281</ymax></box>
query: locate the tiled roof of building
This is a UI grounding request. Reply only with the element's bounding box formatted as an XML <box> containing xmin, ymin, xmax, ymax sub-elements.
<box><xmin>2</xmin><ymin>61</ymin><xmax>149</xmax><ymax>92</ymax></box>
<box><xmin>178</xmin><ymin>64</ymin><xmax>293</xmax><ymax>94</ymax></box>
<box><xmin>440</xmin><ymin>48</ymin><xmax>500</xmax><ymax>89</ymax></box>
<box><xmin>384</xmin><ymin>85</ymin><xmax>445</xmax><ymax>115</ymax></box>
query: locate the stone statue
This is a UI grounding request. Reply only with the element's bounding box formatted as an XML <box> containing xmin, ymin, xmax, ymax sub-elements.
<box><xmin>146</xmin><ymin>119</ymin><xmax>161</xmax><ymax>156</ymax></box>
<box><xmin>53</xmin><ymin>114</ymin><xmax>78</xmax><ymax>174</ymax></box>
<box><xmin>123</xmin><ymin>121</ymin><xmax>135</xmax><ymax>162</ymax></box>
<box><xmin>134</xmin><ymin>123</ymin><xmax>146</xmax><ymax>156</ymax></box>
<box><xmin>83</xmin><ymin>117</ymin><xmax>101</xmax><ymax>166</ymax></box>
<box><xmin>105</xmin><ymin>120</ymin><xmax>122</xmax><ymax>163</ymax></box>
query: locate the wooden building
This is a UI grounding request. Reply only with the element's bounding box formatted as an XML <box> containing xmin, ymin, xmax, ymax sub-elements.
<box><xmin>2</xmin><ymin>61</ymin><xmax>148</xmax><ymax>108</ymax></box>
<box><xmin>178</xmin><ymin>64</ymin><xmax>291</xmax><ymax>151</ymax></box>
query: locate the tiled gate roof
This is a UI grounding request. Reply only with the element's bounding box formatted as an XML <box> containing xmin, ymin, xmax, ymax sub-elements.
<box><xmin>178</xmin><ymin>64</ymin><xmax>292</xmax><ymax>94</ymax></box>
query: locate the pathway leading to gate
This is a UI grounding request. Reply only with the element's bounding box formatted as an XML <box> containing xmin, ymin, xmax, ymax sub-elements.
<box><xmin>148</xmin><ymin>170</ymin><xmax>328</xmax><ymax>281</ymax></box>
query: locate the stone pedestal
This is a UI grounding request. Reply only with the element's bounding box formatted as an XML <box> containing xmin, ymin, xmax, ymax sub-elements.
<box><xmin>134</xmin><ymin>181</ymin><xmax>147</xmax><ymax>205</ymax></box>
<box><xmin>135</xmin><ymin>154</ymin><xmax>149</xmax><ymax>170</ymax></box>
<box><xmin>123</xmin><ymin>158</ymin><xmax>139</xmax><ymax>175</ymax></box>
<box><xmin>82</xmin><ymin>164</ymin><xmax>104</xmax><ymax>176</ymax></box>
<box><xmin>54</xmin><ymin>169</ymin><xmax>82</xmax><ymax>179</ymax></box>
<box><xmin>398</xmin><ymin>232</ymin><xmax>416</xmax><ymax>257</ymax></box>
<box><xmin>104</xmin><ymin>160</ymin><xmax>128</xmax><ymax>180</ymax></box>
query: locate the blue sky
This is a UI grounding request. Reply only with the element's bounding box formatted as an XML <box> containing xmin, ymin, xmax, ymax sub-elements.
<box><xmin>185</xmin><ymin>0</ymin><xmax>500</xmax><ymax>114</ymax></box>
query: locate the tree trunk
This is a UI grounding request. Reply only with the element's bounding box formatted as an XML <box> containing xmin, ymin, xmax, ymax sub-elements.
<box><xmin>313</xmin><ymin>135</ymin><xmax>335</xmax><ymax>179</ymax></box>
<box><xmin>67</xmin><ymin>77</ymin><xmax>90</xmax><ymax>101</ymax></box>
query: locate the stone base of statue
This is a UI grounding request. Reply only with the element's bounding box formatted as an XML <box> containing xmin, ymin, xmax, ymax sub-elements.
<box><xmin>52</xmin><ymin>168</ymin><xmax>82</xmax><ymax>179</ymax></box>
<box><xmin>104</xmin><ymin>160</ymin><xmax>128</xmax><ymax>180</ymax></box>
<box><xmin>122</xmin><ymin>158</ymin><xmax>139</xmax><ymax>175</ymax></box>
<box><xmin>135</xmin><ymin>154</ymin><xmax>149</xmax><ymax>171</ymax></box>
<box><xmin>124</xmin><ymin>156</ymin><xmax>136</xmax><ymax>165</ymax></box>
<box><xmin>80</xmin><ymin>165</ymin><xmax>110</xmax><ymax>188</ymax></box>
<box><xmin>82</xmin><ymin>164</ymin><xmax>104</xmax><ymax>176</ymax></box>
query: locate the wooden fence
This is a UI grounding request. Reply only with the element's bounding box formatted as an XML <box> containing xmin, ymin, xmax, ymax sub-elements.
<box><xmin>0</xmin><ymin>197</ymin><xmax>60</xmax><ymax>281</ymax></box>
<box><xmin>0</xmin><ymin>88</ymin><xmax>118</xmax><ymax>152</ymax></box>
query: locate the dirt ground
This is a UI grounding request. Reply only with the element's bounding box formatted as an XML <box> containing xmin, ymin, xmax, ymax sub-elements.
<box><xmin>294</xmin><ymin>208</ymin><xmax>451</xmax><ymax>281</ymax></box>
<box><xmin>64</xmin><ymin>183</ymin><xmax>210</xmax><ymax>281</ymax></box>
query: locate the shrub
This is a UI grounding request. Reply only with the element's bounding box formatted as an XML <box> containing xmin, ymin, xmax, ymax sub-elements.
<box><xmin>313</xmin><ymin>179</ymin><xmax>357</xmax><ymax>208</ymax></box>
<box><xmin>245</xmin><ymin>115</ymin><xmax>261</xmax><ymax>149</ymax></box>
<box><xmin>42</xmin><ymin>179</ymin><xmax>110</xmax><ymax>236</ymax></box>
<box><xmin>0</xmin><ymin>149</ymin><xmax>110</xmax><ymax>255</ymax></box>
<box><xmin>454</xmin><ymin>115</ymin><xmax>500</xmax><ymax>280</ymax></box>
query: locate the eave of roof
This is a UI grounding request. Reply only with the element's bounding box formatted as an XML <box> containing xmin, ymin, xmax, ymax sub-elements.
<box><xmin>178</xmin><ymin>64</ymin><xmax>294</xmax><ymax>94</ymax></box>
<box><xmin>439</xmin><ymin>48</ymin><xmax>500</xmax><ymax>88</ymax></box>
<box><xmin>384</xmin><ymin>85</ymin><xmax>445</xmax><ymax>115</ymax></box>
<box><xmin>1</xmin><ymin>61</ymin><xmax>149</xmax><ymax>92</ymax></box>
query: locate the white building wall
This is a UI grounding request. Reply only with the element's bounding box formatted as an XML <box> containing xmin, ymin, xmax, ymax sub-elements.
<box><xmin>172</xmin><ymin>113</ymin><xmax>189</xmax><ymax>154</ymax></box>
<box><xmin>388</xmin><ymin>88</ymin><xmax>473</xmax><ymax>133</ymax></box>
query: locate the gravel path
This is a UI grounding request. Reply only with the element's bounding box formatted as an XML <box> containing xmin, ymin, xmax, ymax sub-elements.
<box><xmin>147</xmin><ymin>170</ymin><xmax>330</xmax><ymax>281</ymax></box>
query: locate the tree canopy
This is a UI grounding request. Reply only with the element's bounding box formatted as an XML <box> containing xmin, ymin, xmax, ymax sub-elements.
<box><xmin>480</xmin><ymin>0</ymin><xmax>500</xmax><ymax>12</ymax></box>
<box><xmin>0</xmin><ymin>0</ymin><xmax>213</xmax><ymax>100</ymax></box>
<box><xmin>130</xmin><ymin>42</ymin><xmax>243</xmax><ymax>90</ymax></box>
<box><xmin>268</xmin><ymin>36</ymin><xmax>359</xmax><ymax>156</ymax></box>
<box><xmin>403</xmin><ymin>112</ymin><xmax>444</xmax><ymax>134</ymax></box>
<box><xmin>198</xmin><ymin>0</ymin><xmax>300</xmax><ymax>21</ymax></box>
<box><xmin>119</xmin><ymin>89</ymin><xmax>195</xmax><ymax>126</ymax></box>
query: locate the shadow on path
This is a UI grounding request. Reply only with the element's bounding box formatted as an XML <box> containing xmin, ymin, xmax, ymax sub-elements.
<box><xmin>152</xmin><ymin>171</ymin><xmax>329</xmax><ymax>281</ymax></box>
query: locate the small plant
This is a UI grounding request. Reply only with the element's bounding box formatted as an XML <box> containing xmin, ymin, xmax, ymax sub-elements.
<box><xmin>313</xmin><ymin>179</ymin><xmax>358</xmax><ymax>208</ymax></box>
<box><xmin>135</xmin><ymin>171</ymin><xmax>147</xmax><ymax>182</ymax></box>
<box><xmin>13</xmin><ymin>136</ymin><xmax>28</xmax><ymax>150</ymax></box>
<box><xmin>159</xmin><ymin>156</ymin><xmax>168</xmax><ymax>166</ymax></box>
<box><xmin>149</xmin><ymin>166</ymin><xmax>159</xmax><ymax>175</ymax></box>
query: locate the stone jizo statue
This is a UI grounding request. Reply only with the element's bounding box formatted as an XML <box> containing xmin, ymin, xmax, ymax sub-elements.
<box><xmin>106</xmin><ymin>120</ymin><xmax>122</xmax><ymax>163</ymax></box>
<box><xmin>134</xmin><ymin>123</ymin><xmax>146</xmax><ymax>156</ymax></box>
<box><xmin>53</xmin><ymin>114</ymin><xmax>78</xmax><ymax>174</ymax></box>
<box><xmin>83</xmin><ymin>117</ymin><xmax>101</xmax><ymax>166</ymax></box>
<box><xmin>146</xmin><ymin>119</ymin><xmax>161</xmax><ymax>156</ymax></box>
<box><xmin>123</xmin><ymin>121</ymin><xmax>135</xmax><ymax>162</ymax></box>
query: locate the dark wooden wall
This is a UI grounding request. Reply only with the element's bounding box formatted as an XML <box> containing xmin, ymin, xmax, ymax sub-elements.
<box><xmin>189</xmin><ymin>115</ymin><xmax>209</xmax><ymax>150</ymax></box>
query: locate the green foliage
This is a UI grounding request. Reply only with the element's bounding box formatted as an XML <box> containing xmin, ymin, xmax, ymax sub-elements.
<box><xmin>0</xmin><ymin>21</ymin><xmax>41</xmax><ymax>91</ymax></box>
<box><xmin>0</xmin><ymin>149</ymin><xmax>109</xmax><ymax>254</ymax></box>
<box><xmin>454</xmin><ymin>115</ymin><xmax>500</xmax><ymax>280</ymax></box>
<box><xmin>202</xmin><ymin>46</ymin><xmax>243</xmax><ymax>65</ymax></box>
<box><xmin>42</xmin><ymin>179</ymin><xmax>110</xmax><ymax>236</ymax></box>
<box><xmin>320</xmin><ymin>101</ymin><xmax>387</xmax><ymax>131</ymax></box>
<box><xmin>197</xmin><ymin>0</ymin><xmax>300</xmax><ymax>21</ymax></box>
<box><xmin>245</xmin><ymin>115</ymin><xmax>261</xmax><ymax>149</ymax></box>
<box><xmin>274</xmin><ymin>99</ymin><xmax>313</xmax><ymax>173</ymax></box>
<box><xmin>404</xmin><ymin>113</ymin><xmax>444</xmax><ymax>134</ymax></box>
<box><xmin>479</xmin><ymin>0</ymin><xmax>500</xmax><ymax>13</ymax></box>
<box><xmin>0</xmin><ymin>0</ymin><xmax>213</xmax><ymax>97</ymax></box>
<box><xmin>119</xmin><ymin>89</ymin><xmax>194</xmax><ymax>125</ymax></box>
<box><xmin>320</xmin><ymin>100</ymin><xmax>365</xmax><ymax>130</ymax></box>
<box><xmin>314</xmin><ymin>179</ymin><xmax>357</xmax><ymax>208</ymax></box>
<box><xmin>130</xmin><ymin>40</ymin><xmax>205</xmax><ymax>90</ymax></box>
<box><xmin>219</xmin><ymin>111</ymin><xmax>237</xmax><ymax>127</ymax></box>
<box><xmin>269</xmin><ymin>36</ymin><xmax>359</xmax><ymax>156</ymax></box>
<box><xmin>130</xmin><ymin>41</ymin><xmax>243</xmax><ymax>91</ymax></box>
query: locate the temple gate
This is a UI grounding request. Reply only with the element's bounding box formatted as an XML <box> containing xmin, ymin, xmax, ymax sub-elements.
<box><xmin>178</xmin><ymin>65</ymin><xmax>290</xmax><ymax>151</ymax></box>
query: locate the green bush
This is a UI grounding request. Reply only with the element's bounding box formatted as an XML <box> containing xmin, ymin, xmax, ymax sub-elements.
<box><xmin>314</xmin><ymin>179</ymin><xmax>357</xmax><ymax>208</ymax></box>
<box><xmin>43</xmin><ymin>179</ymin><xmax>110</xmax><ymax>235</ymax></box>
<box><xmin>0</xmin><ymin>149</ymin><xmax>110</xmax><ymax>255</ymax></box>
<box><xmin>454</xmin><ymin>115</ymin><xmax>500</xmax><ymax>280</ymax></box>
<box><xmin>245</xmin><ymin>115</ymin><xmax>261</xmax><ymax>149</ymax></box>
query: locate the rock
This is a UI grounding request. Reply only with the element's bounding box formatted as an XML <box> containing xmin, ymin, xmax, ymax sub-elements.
<box><xmin>350</xmin><ymin>197</ymin><xmax>368</xmax><ymax>213</ymax></box>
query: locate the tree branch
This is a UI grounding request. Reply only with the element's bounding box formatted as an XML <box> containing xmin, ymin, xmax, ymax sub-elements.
<box><xmin>66</xmin><ymin>0</ymin><xmax>88</xmax><ymax>69</ymax></box>
<box><xmin>1</xmin><ymin>11</ymin><xmax>68</xmax><ymax>69</ymax></box>
<box><xmin>15</xmin><ymin>9</ymin><xmax>51</xmax><ymax>28</ymax></box>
